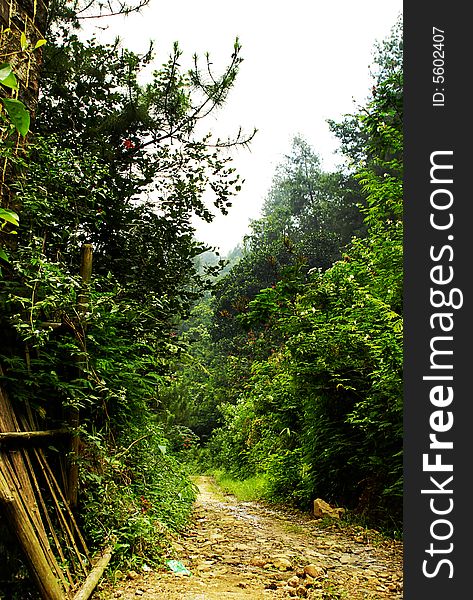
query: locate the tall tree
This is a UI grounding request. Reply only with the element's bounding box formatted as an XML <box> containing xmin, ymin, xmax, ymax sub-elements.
<box><xmin>212</xmin><ymin>136</ymin><xmax>364</xmax><ymax>343</ymax></box>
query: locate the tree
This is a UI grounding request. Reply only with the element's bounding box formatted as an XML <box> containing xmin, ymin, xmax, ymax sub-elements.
<box><xmin>328</xmin><ymin>15</ymin><xmax>402</xmax><ymax>167</ymax></box>
<box><xmin>194</xmin><ymin>21</ymin><xmax>403</xmax><ymax>532</ymax></box>
<box><xmin>212</xmin><ymin>136</ymin><xmax>364</xmax><ymax>344</ymax></box>
<box><xmin>0</xmin><ymin>27</ymin><xmax>253</xmax><ymax>572</ymax></box>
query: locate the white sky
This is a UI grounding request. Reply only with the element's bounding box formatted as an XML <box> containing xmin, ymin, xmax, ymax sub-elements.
<box><xmin>89</xmin><ymin>0</ymin><xmax>402</xmax><ymax>254</ymax></box>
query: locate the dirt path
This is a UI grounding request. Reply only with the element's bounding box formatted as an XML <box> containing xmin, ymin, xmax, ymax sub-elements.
<box><xmin>96</xmin><ymin>476</ymin><xmax>403</xmax><ymax>599</ymax></box>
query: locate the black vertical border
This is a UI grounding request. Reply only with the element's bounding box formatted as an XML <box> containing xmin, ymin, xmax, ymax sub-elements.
<box><xmin>404</xmin><ymin>2</ymin><xmax>472</xmax><ymax>598</ymax></box>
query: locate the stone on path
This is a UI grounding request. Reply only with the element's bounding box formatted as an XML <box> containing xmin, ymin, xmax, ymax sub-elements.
<box><xmin>271</xmin><ymin>556</ymin><xmax>292</xmax><ymax>571</ymax></box>
<box><xmin>303</xmin><ymin>564</ymin><xmax>325</xmax><ymax>579</ymax></box>
<box><xmin>313</xmin><ymin>498</ymin><xmax>345</xmax><ymax>519</ymax></box>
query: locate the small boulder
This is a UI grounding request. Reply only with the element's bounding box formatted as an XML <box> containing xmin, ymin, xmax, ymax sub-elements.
<box><xmin>272</xmin><ymin>556</ymin><xmax>292</xmax><ymax>571</ymax></box>
<box><xmin>126</xmin><ymin>570</ymin><xmax>139</xmax><ymax>580</ymax></box>
<box><xmin>304</xmin><ymin>564</ymin><xmax>325</xmax><ymax>579</ymax></box>
<box><xmin>265</xmin><ymin>582</ymin><xmax>278</xmax><ymax>590</ymax></box>
<box><xmin>313</xmin><ymin>498</ymin><xmax>345</xmax><ymax>519</ymax></box>
<box><xmin>250</xmin><ymin>556</ymin><xmax>267</xmax><ymax>567</ymax></box>
<box><xmin>287</xmin><ymin>575</ymin><xmax>299</xmax><ymax>587</ymax></box>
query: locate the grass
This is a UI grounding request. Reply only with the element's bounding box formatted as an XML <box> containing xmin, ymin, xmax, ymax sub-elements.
<box><xmin>212</xmin><ymin>470</ymin><xmax>269</xmax><ymax>502</ymax></box>
<box><xmin>282</xmin><ymin>522</ymin><xmax>306</xmax><ymax>535</ymax></box>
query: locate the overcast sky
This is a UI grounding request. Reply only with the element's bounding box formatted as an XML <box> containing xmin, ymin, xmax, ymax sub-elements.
<box><xmin>90</xmin><ymin>0</ymin><xmax>402</xmax><ymax>254</ymax></box>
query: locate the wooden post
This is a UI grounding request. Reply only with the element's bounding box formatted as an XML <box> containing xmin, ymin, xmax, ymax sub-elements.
<box><xmin>79</xmin><ymin>244</ymin><xmax>93</xmax><ymax>295</ymax></box>
<box><xmin>67</xmin><ymin>244</ymin><xmax>93</xmax><ymax>509</ymax></box>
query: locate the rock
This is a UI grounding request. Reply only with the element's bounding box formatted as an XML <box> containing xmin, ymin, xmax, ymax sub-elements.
<box><xmin>272</xmin><ymin>556</ymin><xmax>292</xmax><ymax>571</ymax></box>
<box><xmin>297</xmin><ymin>586</ymin><xmax>308</xmax><ymax>597</ymax></box>
<box><xmin>304</xmin><ymin>575</ymin><xmax>315</xmax><ymax>588</ymax></box>
<box><xmin>135</xmin><ymin>591</ymin><xmax>144</xmax><ymax>597</ymax></box>
<box><xmin>295</xmin><ymin>567</ymin><xmax>305</xmax><ymax>577</ymax></box>
<box><xmin>312</xmin><ymin>498</ymin><xmax>345</xmax><ymax>519</ymax></box>
<box><xmin>304</xmin><ymin>564</ymin><xmax>325</xmax><ymax>579</ymax></box>
<box><xmin>237</xmin><ymin>582</ymin><xmax>248</xmax><ymax>588</ymax></box>
<box><xmin>250</xmin><ymin>556</ymin><xmax>267</xmax><ymax>567</ymax></box>
<box><xmin>287</xmin><ymin>575</ymin><xmax>299</xmax><ymax>587</ymax></box>
<box><xmin>126</xmin><ymin>570</ymin><xmax>139</xmax><ymax>580</ymax></box>
<box><xmin>265</xmin><ymin>582</ymin><xmax>278</xmax><ymax>590</ymax></box>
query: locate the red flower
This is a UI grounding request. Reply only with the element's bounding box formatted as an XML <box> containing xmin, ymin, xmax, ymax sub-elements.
<box><xmin>123</xmin><ymin>139</ymin><xmax>135</xmax><ymax>149</ymax></box>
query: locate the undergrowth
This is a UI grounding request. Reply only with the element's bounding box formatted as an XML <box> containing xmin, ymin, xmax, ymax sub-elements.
<box><xmin>212</xmin><ymin>470</ymin><xmax>269</xmax><ymax>502</ymax></box>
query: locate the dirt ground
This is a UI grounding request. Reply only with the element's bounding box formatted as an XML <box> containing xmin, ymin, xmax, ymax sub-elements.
<box><xmin>95</xmin><ymin>476</ymin><xmax>403</xmax><ymax>599</ymax></box>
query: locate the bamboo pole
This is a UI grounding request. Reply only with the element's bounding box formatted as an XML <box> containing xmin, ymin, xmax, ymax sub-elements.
<box><xmin>35</xmin><ymin>450</ymin><xmax>89</xmax><ymax>576</ymax></box>
<box><xmin>0</xmin><ymin>471</ymin><xmax>64</xmax><ymax>600</ymax></box>
<box><xmin>72</xmin><ymin>546</ymin><xmax>113</xmax><ymax>600</ymax></box>
<box><xmin>0</xmin><ymin>429</ymin><xmax>69</xmax><ymax>443</ymax></box>
<box><xmin>23</xmin><ymin>448</ymin><xmax>74</xmax><ymax>588</ymax></box>
<box><xmin>0</xmin><ymin>384</ymin><xmax>59</xmax><ymax>575</ymax></box>
<box><xmin>0</xmin><ymin>453</ymin><xmax>65</xmax><ymax>586</ymax></box>
<box><xmin>37</xmin><ymin>447</ymin><xmax>91</xmax><ymax>560</ymax></box>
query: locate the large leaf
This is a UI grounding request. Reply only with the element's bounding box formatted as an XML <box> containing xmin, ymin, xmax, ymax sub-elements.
<box><xmin>0</xmin><ymin>208</ymin><xmax>19</xmax><ymax>226</ymax></box>
<box><xmin>1</xmin><ymin>98</ymin><xmax>30</xmax><ymax>136</ymax></box>
<box><xmin>0</xmin><ymin>63</ymin><xmax>12</xmax><ymax>80</ymax></box>
<box><xmin>0</xmin><ymin>63</ymin><xmax>18</xmax><ymax>90</ymax></box>
<box><xmin>0</xmin><ymin>71</ymin><xmax>18</xmax><ymax>89</ymax></box>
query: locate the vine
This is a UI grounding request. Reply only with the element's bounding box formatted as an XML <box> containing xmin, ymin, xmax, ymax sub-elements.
<box><xmin>0</xmin><ymin>28</ymin><xmax>46</xmax><ymax>269</ymax></box>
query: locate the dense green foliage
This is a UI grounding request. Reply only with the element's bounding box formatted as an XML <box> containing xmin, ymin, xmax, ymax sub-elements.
<box><xmin>1</xmin><ymin>10</ymin><xmax>403</xmax><ymax>595</ymax></box>
<box><xmin>170</xmin><ymin>21</ymin><xmax>403</xmax><ymax>534</ymax></box>
<box><xmin>0</xmin><ymin>14</ymin><xmax>250</xmax><ymax>573</ymax></box>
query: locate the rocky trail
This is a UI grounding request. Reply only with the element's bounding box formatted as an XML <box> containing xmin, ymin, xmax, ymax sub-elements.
<box><xmin>96</xmin><ymin>476</ymin><xmax>403</xmax><ymax>599</ymax></box>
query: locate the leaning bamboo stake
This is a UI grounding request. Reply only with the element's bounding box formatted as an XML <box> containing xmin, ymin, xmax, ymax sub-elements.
<box><xmin>23</xmin><ymin>448</ymin><xmax>74</xmax><ymax>588</ymax></box>
<box><xmin>72</xmin><ymin>546</ymin><xmax>113</xmax><ymax>600</ymax></box>
<box><xmin>0</xmin><ymin>385</ymin><xmax>41</xmax><ymax>528</ymax></box>
<box><xmin>37</xmin><ymin>447</ymin><xmax>91</xmax><ymax>560</ymax></box>
<box><xmin>0</xmin><ymin>470</ymin><xmax>65</xmax><ymax>600</ymax></box>
<box><xmin>0</xmin><ymin>452</ymin><xmax>64</xmax><ymax>586</ymax></box>
<box><xmin>34</xmin><ymin>449</ymin><xmax>89</xmax><ymax>576</ymax></box>
<box><xmin>0</xmin><ymin>443</ymin><xmax>61</xmax><ymax>581</ymax></box>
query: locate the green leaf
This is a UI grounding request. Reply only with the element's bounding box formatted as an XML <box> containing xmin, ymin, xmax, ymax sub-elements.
<box><xmin>0</xmin><ymin>208</ymin><xmax>19</xmax><ymax>226</ymax></box>
<box><xmin>158</xmin><ymin>445</ymin><xmax>167</xmax><ymax>455</ymax></box>
<box><xmin>1</xmin><ymin>98</ymin><xmax>30</xmax><ymax>136</ymax></box>
<box><xmin>34</xmin><ymin>39</ymin><xmax>47</xmax><ymax>49</ymax></box>
<box><xmin>20</xmin><ymin>32</ymin><xmax>28</xmax><ymax>51</ymax></box>
<box><xmin>0</xmin><ymin>248</ymin><xmax>9</xmax><ymax>261</ymax></box>
<box><xmin>0</xmin><ymin>71</ymin><xmax>18</xmax><ymax>90</ymax></box>
<box><xmin>0</xmin><ymin>63</ymin><xmax>13</xmax><ymax>80</ymax></box>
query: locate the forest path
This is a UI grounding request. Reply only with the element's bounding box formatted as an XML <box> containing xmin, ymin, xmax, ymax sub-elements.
<box><xmin>97</xmin><ymin>476</ymin><xmax>402</xmax><ymax>600</ymax></box>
